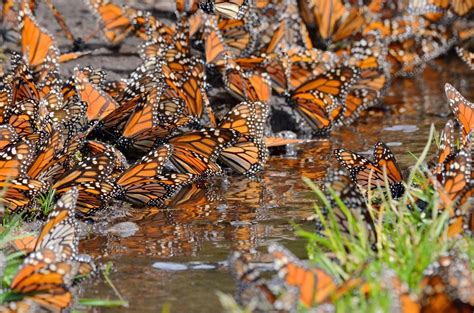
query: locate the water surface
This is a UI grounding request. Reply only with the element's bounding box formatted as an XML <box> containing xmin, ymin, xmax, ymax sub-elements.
<box><xmin>79</xmin><ymin>57</ymin><xmax>474</xmax><ymax>312</ymax></box>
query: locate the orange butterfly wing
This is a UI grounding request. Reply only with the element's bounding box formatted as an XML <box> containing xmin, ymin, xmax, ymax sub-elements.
<box><xmin>74</xmin><ymin>68</ymin><xmax>119</xmax><ymax>122</ymax></box>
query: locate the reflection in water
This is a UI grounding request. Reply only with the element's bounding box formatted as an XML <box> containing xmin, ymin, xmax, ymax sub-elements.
<box><xmin>80</xmin><ymin>57</ymin><xmax>474</xmax><ymax>312</ymax></box>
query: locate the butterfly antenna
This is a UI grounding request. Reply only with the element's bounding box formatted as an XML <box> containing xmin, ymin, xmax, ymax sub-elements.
<box><xmin>83</xmin><ymin>27</ymin><xmax>101</xmax><ymax>43</ymax></box>
<box><xmin>44</xmin><ymin>0</ymin><xmax>76</xmax><ymax>43</ymax></box>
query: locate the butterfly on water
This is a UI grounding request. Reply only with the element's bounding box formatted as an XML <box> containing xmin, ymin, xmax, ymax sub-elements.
<box><xmin>268</xmin><ymin>243</ymin><xmax>364</xmax><ymax>307</ymax></box>
<box><xmin>445</xmin><ymin>83</ymin><xmax>474</xmax><ymax>143</ymax></box>
<box><xmin>51</xmin><ymin>149</ymin><xmax>116</xmax><ymax>215</ymax></box>
<box><xmin>430</xmin><ymin>120</ymin><xmax>457</xmax><ymax>177</ymax></box>
<box><xmin>228</xmin><ymin>251</ymin><xmax>299</xmax><ymax>312</ymax></box>
<box><xmin>218</xmin><ymin>101</ymin><xmax>269</xmax><ymax>176</ymax></box>
<box><xmin>167</xmin><ymin>128</ymin><xmax>239</xmax><ymax>176</ymax></box>
<box><xmin>4</xmin><ymin>189</ymin><xmax>96</xmax><ymax>312</ymax></box>
<box><xmin>334</xmin><ymin>142</ymin><xmax>405</xmax><ymax>198</ymax></box>
<box><xmin>340</xmin><ymin>32</ymin><xmax>389</xmax><ymax>124</ymax></box>
<box><xmin>419</xmin><ymin>254</ymin><xmax>474</xmax><ymax>312</ymax></box>
<box><xmin>287</xmin><ymin>65</ymin><xmax>360</xmax><ymax>135</ymax></box>
<box><xmin>113</xmin><ymin>144</ymin><xmax>196</xmax><ymax>206</ymax></box>
<box><xmin>434</xmin><ymin>136</ymin><xmax>473</xmax><ymax>237</ymax></box>
<box><xmin>317</xmin><ymin>169</ymin><xmax>378</xmax><ymax>242</ymax></box>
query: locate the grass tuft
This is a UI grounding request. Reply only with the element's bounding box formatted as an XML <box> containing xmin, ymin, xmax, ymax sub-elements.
<box><xmin>298</xmin><ymin>125</ymin><xmax>472</xmax><ymax>310</ymax></box>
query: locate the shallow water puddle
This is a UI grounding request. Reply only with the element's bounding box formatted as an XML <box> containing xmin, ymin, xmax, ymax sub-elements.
<box><xmin>79</xmin><ymin>58</ymin><xmax>474</xmax><ymax>312</ymax></box>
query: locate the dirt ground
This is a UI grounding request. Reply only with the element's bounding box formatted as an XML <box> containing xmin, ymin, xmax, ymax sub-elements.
<box><xmin>4</xmin><ymin>0</ymin><xmax>176</xmax><ymax>79</ymax></box>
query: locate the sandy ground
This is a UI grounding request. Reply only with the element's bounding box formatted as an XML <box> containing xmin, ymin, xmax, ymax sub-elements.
<box><xmin>3</xmin><ymin>0</ymin><xmax>178</xmax><ymax>80</ymax></box>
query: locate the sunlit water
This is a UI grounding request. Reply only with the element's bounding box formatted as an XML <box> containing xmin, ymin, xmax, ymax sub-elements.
<box><xmin>77</xmin><ymin>57</ymin><xmax>473</xmax><ymax>312</ymax></box>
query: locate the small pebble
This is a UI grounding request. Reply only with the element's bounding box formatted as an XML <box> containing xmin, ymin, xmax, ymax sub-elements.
<box><xmin>152</xmin><ymin>262</ymin><xmax>188</xmax><ymax>271</ymax></box>
<box><xmin>107</xmin><ymin>222</ymin><xmax>139</xmax><ymax>238</ymax></box>
<box><xmin>383</xmin><ymin>125</ymin><xmax>419</xmax><ymax>133</ymax></box>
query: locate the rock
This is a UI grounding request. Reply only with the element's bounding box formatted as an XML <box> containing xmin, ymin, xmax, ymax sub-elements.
<box><xmin>106</xmin><ymin>222</ymin><xmax>139</xmax><ymax>238</ymax></box>
<box><xmin>152</xmin><ymin>262</ymin><xmax>188</xmax><ymax>271</ymax></box>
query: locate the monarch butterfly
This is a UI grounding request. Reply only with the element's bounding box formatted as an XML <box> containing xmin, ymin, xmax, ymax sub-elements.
<box><xmin>456</xmin><ymin>46</ymin><xmax>474</xmax><ymax>71</ymax></box>
<box><xmin>74</xmin><ymin>67</ymin><xmax>119</xmax><ymax>122</ymax></box>
<box><xmin>6</xmin><ymin>189</ymin><xmax>96</xmax><ymax>311</ymax></box>
<box><xmin>344</xmin><ymin>31</ymin><xmax>387</xmax><ymax>71</ymax></box>
<box><xmin>167</xmin><ymin>128</ymin><xmax>239</xmax><ymax>175</ymax></box>
<box><xmin>408</xmin><ymin>0</ymin><xmax>448</xmax><ymax>19</ymax></box>
<box><xmin>114</xmin><ymin>87</ymin><xmax>191</xmax><ymax>154</ymax></box>
<box><xmin>96</xmin><ymin>85</ymin><xmax>153</xmax><ymax>138</ymax></box>
<box><xmin>343</xmin><ymin>69</ymin><xmax>388</xmax><ymax>123</ymax></box>
<box><xmin>413</xmin><ymin>24</ymin><xmax>455</xmax><ymax>69</ymax></box>
<box><xmin>449</xmin><ymin>0</ymin><xmax>473</xmax><ymax>16</ymax></box>
<box><xmin>114</xmin><ymin>64</ymin><xmax>159</xmax><ymax>105</ymax></box>
<box><xmin>334</xmin><ymin>142</ymin><xmax>405</xmax><ymax>198</ymax></box>
<box><xmin>0</xmin><ymin>85</ymin><xmax>13</xmax><ymax>124</ymax></box>
<box><xmin>8</xmin><ymin>59</ymin><xmax>40</xmax><ymax>104</ymax></box>
<box><xmin>0</xmin><ymin>139</ymin><xmax>34</xmax><ymax>181</ymax></box>
<box><xmin>52</xmin><ymin>149</ymin><xmax>116</xmax><ymax>214</ymax></box>
<box><xmin>430</xmin><ymin>120</ymin><xmax>456</xmax><ymax>176</ymax></box>
<box><xmin>164</xmin><ymin>72</ymin><xmax>208</xmax><ymax>120</ymax></box>
<box><xmin>223</xmin><ymin>61</ymin><xmax>272</xmax><ymax>103</ymax></box>
<box><xmin>18</xmin><ymin>4</ymin><xmax>90</xmax><ymax>74</ymax></box>
<box><xmin>318</xmin><ymin>170</ymin><xmax>377</xmax><ymax>242</ymax></box>
<box><xmin>419</xmin><ymin>255</ymin><xmax>474</xmax><ymax>311</ymax></box>
<box><xmin>228</xmin><ymin>251</ymin><xmax>299</xmax><ymax>312</ymax></box>
<box><xmin>268</xmin><ymin>243</ymin><xmax>363</xmax><ymax>307</ymax></box>
<box><xmin>5</xmin><ymin>99</ymin><xmax>41</xmax><ymax>140</ymax></box>
<box><xmin>33</xmin><ymin>189</ymin><xmax>79</xmax><ymax>256</ymax></box>
<box><xmin>261</xmin><ymin>10</ymin><xmax>313</xmax><ymax>53</ymax></box>
<box><xmin>434</xmin><ymin>142</ymin><xmax>472</xmax><ymax>237</ymax></box>
<box><xmin>199</xmin><ymin>0</ymin><xmax>249</xmax><ymax>20</ymax></box>
<box><xmin>445</xmin><ymin>83</ymin><xmax>473</xmax><ymax>141</ymax></box>
<box><xmin>18</xmin><ymin>4</ymin><xmax>58</xmax><ymax>70</ymax></box>
<box><xmin>204</xmin><ymin>17</ymin><xmax>228</xmax><ymax>66</ymax></box>
<box><xmin>387</xmin><ymin>38</ymin><xmax>424</xmax><ymax>77</ymax></box>
<box><xmin>323</xmin><ymin>170</ymin><xmax>366</xmax><ymax>209</ymax></box>
<box><xmin>288</xmin><ymin>66</ymin><xmax>359</xmax><ymax>134</ymax></box>
<box><xmin>216</xmin><ymin>17</ymin><xmax>257</xmax><ymax>57</ymax></box>
<box><xmin>7</xmin><ymin>252</ymin><xmax>95</xmax><ymax>310</ymax></box>
<box><xmin>362</xmin><ymin>17</ymin><xmax>422</xmax><ymax>43</ymax></box>
<box><xmin>86</xmin><ymin>0</ymin><xmax>147</xmax><ymax>45</ymax></box>
<box><xmin>341</xmin><ymin>32</ymin><xmax>389</xmax><ymax>124</ymax></box>
<box><xmin>82</xmin><ymin>140</ymin><xmax>128</xmax><ymax>176</ymax></box>
<box><xmin>26</xmin><ymin>124</ymin><xmax>66</xmax><ymax>183</ymax></box>
<box><xmin>39</xmin><ymin>88</ymin><xmax>86</xmax><ymax>127</ymax></box>
<box><xmin>302</xmin><ymin>0</ymin><xmax>365</xmax><ymax>46</ymax></box>
<box><xmin>0</xmin><ymin>124</ymin><xmax>18</xmax><ymax>150</ymax></box>
<box><xmin>176</xmin><ymin>0</ymin><xmax>199</xmax><ymax>13</ymax></box>
<box><xmin>60</xmin><ymin>65</ymin><xmax>106</xmax><ymax>104</ymax></box>
<box><xmin>140</xmin><ymin>14</ymin><xmax>199</xmax><ymax>78</ymax></box>
<box><xmin>9</xmin><ymin>248</ymin><xmax>75</xmax><ymax>310</ymax></box>
<box><xmin>114</xmin><ymin>144</ymin><xmax>169</xmax><ymax>189</ymax></box>
<box><xmin>141</xmin><ymin>42</ymin><xmax>199</xmax><ymax>85</ymax></box>
<box><xmin>116</xmin><ymin>173</ymin><xmax>197</xmax><ymax>206</ymax></box>
<box><xmin>261</xmin><ymin>48</ymin><xmax>336</xmax><ymax>94</ymax></box>
<box><xmin>218</xmin><ymin>101</ymin><xmax>269</xmax><ymax>176</ymax></box>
